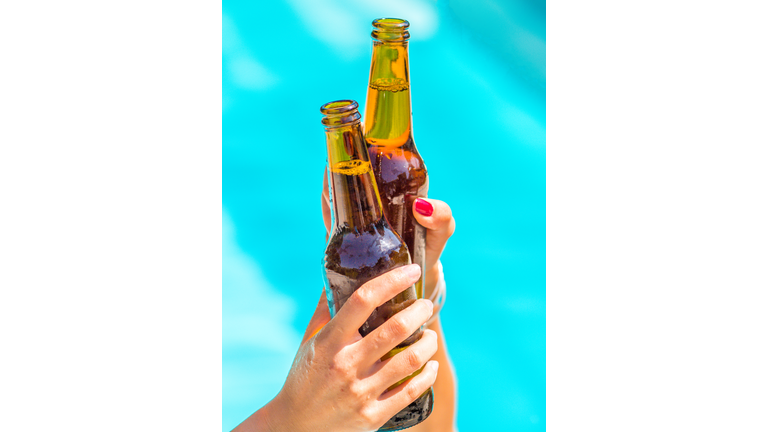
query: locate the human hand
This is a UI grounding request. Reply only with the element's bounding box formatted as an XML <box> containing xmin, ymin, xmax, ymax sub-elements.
<box><xmin>411</xmin><ymin>197</ymin><xmax>455</xmax><ymax>302</ymax></box>
<box><xmin>235</xmin><ymin>264</ymin><xmax>439</xmax><ymax>432</ymax></box>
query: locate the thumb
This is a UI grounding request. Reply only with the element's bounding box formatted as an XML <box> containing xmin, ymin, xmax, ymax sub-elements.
<box><xmin>301</xmin><ymin>288</ymin><xmax>332</xmax><ymax>345</ymax></box>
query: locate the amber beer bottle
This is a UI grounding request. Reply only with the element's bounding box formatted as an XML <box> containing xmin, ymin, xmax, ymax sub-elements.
<box><xmin>363</xmin><ymin>18</ymin><xmax>429</xmax><ymax>300</ymax></box>
<box><xmin>321</xmin><ymin>100</ymin><xmax>434</xmax><ymax>430</ymax></box>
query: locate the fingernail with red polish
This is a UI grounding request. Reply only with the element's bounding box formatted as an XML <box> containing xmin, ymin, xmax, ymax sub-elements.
<box><xmin>414</xmin><ymin>198</ymin><xmax>433</xmax><ymax>216</ymax></box>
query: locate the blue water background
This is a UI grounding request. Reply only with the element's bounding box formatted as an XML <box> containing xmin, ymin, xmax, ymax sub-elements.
<box><xmin>222</xmin><ymin>0</ymin><xmax>545</xmax><ymax>430</ymax></box>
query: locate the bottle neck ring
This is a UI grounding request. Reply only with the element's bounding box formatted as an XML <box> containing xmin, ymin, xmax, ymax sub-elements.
<box><xmin>371</xmin><ymin>18</ymin><xmax>410</xmax><ymax>42</ymax></box>
<box><xmin>321</xmin><ymin>100</ymin><xmax>362</xmax><ymax>129</ymax></box>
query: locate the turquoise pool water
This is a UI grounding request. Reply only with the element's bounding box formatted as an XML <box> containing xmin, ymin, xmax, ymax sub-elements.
<box><xmin>222</xmin><ymin>0</ymin><xmax>545</xmax><ymax>430</ymax></box>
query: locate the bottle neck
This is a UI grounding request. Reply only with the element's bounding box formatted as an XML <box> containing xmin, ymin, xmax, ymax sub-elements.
<box><xmin>363</xmin><ymin>41</ymin><xmax>414</xmax><ymax>149</ymax></box>
<box><xmin>325</xmin><ymin>121</ymin><xmax>386</xmax><ymax>231</ymax></box>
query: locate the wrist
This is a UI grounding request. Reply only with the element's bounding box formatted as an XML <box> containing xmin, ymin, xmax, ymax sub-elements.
<box><xmin>237</xmin><ymin>394</ymin><xmax>287</xmax><ymax>432</ymax></box>
<box><xmin>425</xmin><ymin>261</ymin><xmax>446</xmax><ymax>326</ymax></box>
<box><xmin>424</xmin><ymin>265</ymin><xmax>440</xmax><ymax>299</ymax></box>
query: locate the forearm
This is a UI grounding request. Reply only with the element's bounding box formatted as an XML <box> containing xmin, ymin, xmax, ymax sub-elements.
<box><xmin>409</xmin><ymin>316</ymin><xmax>458</xmax><ymax>432</ymax></box>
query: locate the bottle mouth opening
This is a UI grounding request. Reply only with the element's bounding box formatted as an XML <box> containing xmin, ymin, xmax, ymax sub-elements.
<box><xmin>372</xmin><ymin>18</ymin><xmax>410</xmax><ymax>41</ymax></box>
<box><xmin>373</xmin><ymin>18</ymin><xmax>410</xmax><ymax>30</ymax></box>
<box><xmin>320</xmin><ymin>100</ymin><xmax>361</xmax><ymax>127</ymax></box>
<box><xmin>321</xmin><ymin>100</ymin><xmax>358</xmax><ymax>115</ymax></box>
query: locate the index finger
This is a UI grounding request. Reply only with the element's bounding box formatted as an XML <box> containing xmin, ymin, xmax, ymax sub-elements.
<box><xmin>413</xmin><ymin>198</ymin><xmax>455</xmax><ymax>271</ymax></box>
<box><xmin>325</xmin><ymin>264</ymin><xmax>421</xmax><ymax>341</ymax></box>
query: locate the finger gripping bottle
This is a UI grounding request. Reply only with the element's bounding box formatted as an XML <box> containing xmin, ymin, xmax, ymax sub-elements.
<box><xmin>363</xmin><ymin>18</ymin><xmax>429</xmax><ymax>301</ymax></box>
<box><xmin>321</xmin><ymin>100</ymin><xmax>434</xmax><ymax>430</ymax></box>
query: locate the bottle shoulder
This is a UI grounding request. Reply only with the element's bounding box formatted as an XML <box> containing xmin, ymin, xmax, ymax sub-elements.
<box><xmin>324</xmin><ymin>219</ymin><xmax>411</xmax><ymax>273</ymax></box>
<box><xmin>367</xmin><ymin>140</ymin><xmax>428</xmax><ymax>192</ymax></box>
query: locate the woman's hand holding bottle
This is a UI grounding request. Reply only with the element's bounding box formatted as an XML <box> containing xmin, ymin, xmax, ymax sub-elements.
<box><xmin>234</xmin><ymin>265</ymin><xmax>439</xmax><ymax>432</ymax></box>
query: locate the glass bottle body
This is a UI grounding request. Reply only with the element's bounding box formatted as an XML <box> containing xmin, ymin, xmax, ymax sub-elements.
<box><xmin>364</xmin><ymin>19</ymin><xmax>429</xmax><ymax>301</ymax></box>
<box><xmin>320</xmin><ymin>100</ymin><xmax>433</xmax><ymax>430</ymax></box>
<box><xmin>322</xmin><ymin>161</ymin><xmax>417</xmax><ymax>343</ymax></box>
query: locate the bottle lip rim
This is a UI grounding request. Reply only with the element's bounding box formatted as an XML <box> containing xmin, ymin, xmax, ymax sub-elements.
<box><xmin>372</xmin><ymin>18</ymin><xmax>410</xmax><ymax>30</ymax></box>
<box><xmin>320</xmin><ymin>100</ymin><xmax>359</xmax><ymax>115</ymax></box>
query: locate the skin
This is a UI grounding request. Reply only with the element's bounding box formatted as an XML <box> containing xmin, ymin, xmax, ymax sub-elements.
<box><xmin>234</xmin><ymin>175</ymin><xmax>457</xmax><ymax>432</ymax></box>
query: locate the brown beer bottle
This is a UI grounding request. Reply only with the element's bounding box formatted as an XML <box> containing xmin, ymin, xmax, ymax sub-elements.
<box><xmin>321</xmin><ymin>100</ymin><xmax>434</xmax><ymax>430</ymax></box>
<box><xmin>363</xmin><ymin>18</ymin><xmax>429</xmax><ymax>300</ymax></box>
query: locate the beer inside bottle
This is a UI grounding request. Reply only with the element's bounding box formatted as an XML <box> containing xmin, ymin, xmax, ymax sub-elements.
<box><xmin>364</xmin><ymin>18</ymin><xmax>429</xmax><ymax>301</ymax></box>
<box><xmin>321</xmin><ymin>100</ymin><xmax>434</xmax><ymax>431</ymax></box>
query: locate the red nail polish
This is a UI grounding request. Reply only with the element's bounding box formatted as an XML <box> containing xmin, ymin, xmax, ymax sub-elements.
<box><xmin>414</xmin><ymin>198</ymin><xmax>433</xmax><ymax>216</ymax></box>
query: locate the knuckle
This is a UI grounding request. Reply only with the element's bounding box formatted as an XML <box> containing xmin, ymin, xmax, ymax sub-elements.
<box><xmin>358</xmin><ymin>405</ymin><xmax>380</xmax><ymax>427</ymax></box>
<box><xmin>389</xmin><ymin>315</ymin><xmax>410</xmax><ymax>337</ymax></box>
<box><xmin>352</xmin><ymin>288</ymin><xmax>375</xmax><ymax>310</ymax></box>
<box><xmin>372</xmin><ymin>327</ymin><xmax>391</xmax><ymax>350</ymax></box>
<box><xmin>328</xmin><ymin>357</ymin><xmax>344</xmax><ymax>375</ymax></box>
<box><xmin>348</xmin><ymin>380</ymin><xmax>368</xmax><ymax>399</ymax></box>
<box><xmin>406</xmin><ymin>381</ymin><xmax>423</xmax><ymax>401</ymax></box>
<box><xmin>328</xmin><ymin>353</ymin><xmax>353</xmax><ymax>378</ymax></box>
<box><xmin>403</xmin><ymin>348</ymin><xmax>423</xmax><ymax>370</ymax></box>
